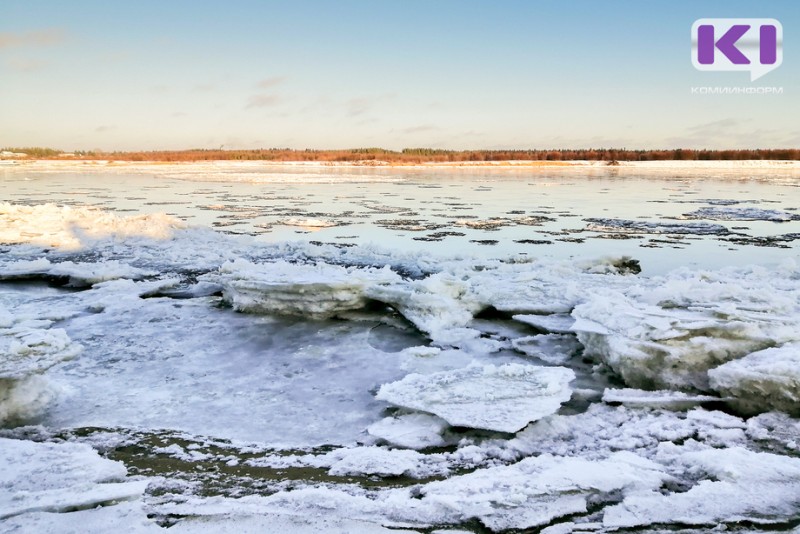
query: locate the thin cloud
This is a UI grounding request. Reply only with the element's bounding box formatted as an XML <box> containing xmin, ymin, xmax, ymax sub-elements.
<box><xmin>686</xmin><ymin>118</ymin><xmax>751</xmax><ymax>134</ymax></box>
<box><xmin>0</xmin><ymin>28</ymin><xmax>66</xmax><ymax>49</ymax></box>
<box><xmin>192</xmin><ymin>83</ymin><xmax>216</xmax><ymax>92</ymax></box>
<box><xmin>95</xmin><ymin>125</ymin><xmax>116</xmax><ymax>133</ymax></box>
<box><xmin>345</xmin><ymin>93</ymin><xmax>395</xmax><ymax>117</ymax></box>
<box><xmin>5</xmin><ymin>57</ymin><xmax>48</xmax><ymax>72</ymax></box>
<box><xmin>257</xmin><ymin>76</ymin><xmax>286</xmax><ymax>89</ymax></box>
<box><xmin>246</xmin><ymin>93</ymin><xmax>282</xmax><ymax>108</ymax></box>
<box><xmin>346</xmin><ymin>97</ymin><xmax>372</xmax><ymax>117</ymax></box>
<box><xmin>400</xmin><ymin>124</ymin><xmax>440</xmax><ymax>134</ymax></box>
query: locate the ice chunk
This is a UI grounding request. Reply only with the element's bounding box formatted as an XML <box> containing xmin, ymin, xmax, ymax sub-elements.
<box><xmin>0</xmin><ymin>437</ymin><xmax>148</xmax><ymax>519</ymax></box>
<box><xmin>682</xmin><ymin>206</ymin><xmax>798</xmax><ymax>222</ymax></box>
<box><xmin>376</xmin><ymin>364</ymin><xmax>575</xmax><ymax>433</ymax></box>
<box><xmin>573</xmin><ymin>263</ymin><xmax>800</xmax><ymax>392</ymax></box>
<box><xmin>511</xmin><ymin>334</ymin><xmax>581</xmax><ymax>364</ymax></box>
<box><xmin>0</xmin><ymin>300</ymin><xmax>82</xmax><ymax>424</ymax></box>
<box><xmin>367</xmin><ymin>413</ymin><xmax>451</xmax><ymax>449</ymax></box>
<box><xmin>708</xmin><ymin>342</ymin><xmax>800</xmax><ymax>416</ymax></box>
<box><xmin>604</xmin><ymin>446</ymin><xmax>800</xmax><ymax>528</ymax></box>
<box><xmin>0</xmin><ymin>375</ymin><xmax>60</xmax><ymax>424</ymax></box>
<box><xmin>584</xmin><ymin>217</ymin><xmax>729</xmax><ymax>235</ymax></box>
<box><xmin>513</xmin><ymin>313</ymin><xmax>576</xmax><ymax>333</ymax></box>
<box><xmin>280</xmin><ymin>217</ymin><xmax>341</xmax><ymax>228</ymax></box>
<box><xmin>504</xmin><ymin>404</ymin><xmax>747</xmax><ymax>461</ymax></box>
<box><xmin>2</xmin><ymin>501</ymin><xmax>163</xmax><ymax>534</ymax></box>
<box><xmin>321</xmin><ymin>446</ymin><xmax>428</xmax><ymax>477</ymax></box>
<box><xmin>208</xmin><ymin>258</ymin><xmax>399</xmax><ymax>319</ymax></box>
<box><xmin>602</xmin><ymin>388</ymin><xmax>720</xmax><ymax>409</ymax></box>
<box><xmin>0</xmin><ymin>322</ymin><xmax>79</xmax><ymax>379</ymax></box>
<box><xmin>417</xmin><ymin>451</ymin><xmax>668</xmax><ymax>531</ymax></box>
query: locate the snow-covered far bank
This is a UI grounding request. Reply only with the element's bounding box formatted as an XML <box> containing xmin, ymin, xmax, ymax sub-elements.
<box><xmin>1</xmin><ymin>158</ymin><xmax>799</xmax><ymax>176</ymax></box>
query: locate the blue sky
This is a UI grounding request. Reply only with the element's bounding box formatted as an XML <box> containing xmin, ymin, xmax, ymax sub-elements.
<box><xmin>1</xmin><ymin>1</ymin><xmax>797</xmax><ymax>151</ymax></box>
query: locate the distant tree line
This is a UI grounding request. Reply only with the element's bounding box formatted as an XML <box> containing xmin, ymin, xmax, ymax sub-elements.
<box><xmin>4</xmin><ymin>147</ymin><xmax>800</xmax><ymax>162</ymax></box>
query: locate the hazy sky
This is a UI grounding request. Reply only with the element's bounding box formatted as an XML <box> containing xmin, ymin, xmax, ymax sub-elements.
<box><xmin>1</xmin><ymin>1</ymin><xmax>798</xmax><ymax>151</ymax></box>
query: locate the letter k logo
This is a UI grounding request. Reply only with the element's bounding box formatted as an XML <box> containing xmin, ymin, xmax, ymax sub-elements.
<box><xmin>697</xmin><ymin>24</ymin><xmax>750</xmax><ymax>64</ymax></box>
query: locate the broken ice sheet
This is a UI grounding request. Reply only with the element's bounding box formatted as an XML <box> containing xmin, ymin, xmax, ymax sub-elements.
<box><xmin>376</xmin><ymin>363</ymin><xmax>575</xmax><ymax>433</ymax></box>
<box><xmin>584</xmin><ymin>217</ymin><xmax>730</xmax><ymax>235</ymax></box>
<box><xmin>682</xmin><ymin>206</ymin><xmax>798</xmax><ymax>222</ymax></box>
<box><xmin>572</xmin><ymin>262</ymin><xmax>800</xmax><ymax>396</ymax></box>
<box><xmin>604</xmin><ymin>445</ymin><xmax>800</xmax><ymax>529</ymax></box>
<box><xmin>512</xmin><ymin>313</ymin><xmax>576</xmax><ymax>333</ymax></box>
<box><xmin>415</xmin><ymin>451</ymin><xmax>669</xmax><ymax>531</ymax></box>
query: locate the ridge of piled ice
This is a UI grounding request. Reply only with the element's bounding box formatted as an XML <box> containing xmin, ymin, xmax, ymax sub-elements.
<box><xmin>708</xmin><ymin>342</ymin><xmax>800</xmax><ymax>415</ymax></box>
<box><xmin>0</xmin><ymin>437</ymin><xmax>148</xmax><ymax>520</ymax></box>
<box><xmin>376</xmin><ymin>363</ymin><xmax>575</xmax><ymax>432</ymax></box>
<box><xmin>0</xmin><ymin>202</ymin><xmax>186</xmax><ymax>250</ymax></box>
<box><xmin>1</xmin><ymin>298</ymin><xmax>82</xmax><ymax>424</ymax></box>
<box><xmin>0</xmin><ymin>258</ymin><xmax>155</xmax><ymax>286</ymax></box>
<box><xmin>572</xmin><ymin>262</ymin><xmax>800</xmax><ymax>396</ymax></box>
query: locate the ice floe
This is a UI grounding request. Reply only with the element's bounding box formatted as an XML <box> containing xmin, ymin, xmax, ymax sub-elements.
<box><xmin>208</xmin><ymin>258</ymin><xmax>399</xmax><ymax>319</ymax></box>
<box><xmin>413</xmin><ymin>451</ymin><xmax>669</xmax><ymax>530</ymax></box>
<box><xmin>602</xmin><ymin>388</ymin><xmax>720</xmax><ymax>409</ymax></box>
<box><xmin>709</xmin><ymin>342</ymin><xmax>800</xmax><ymax>416</ymax></box>
<box><xmin>367</xmin><ymin>413</ymin><xmax>452</xmax><ymax>449</ymax></box>
<box><xmin>604</xmin><ymin>445</ymin><xmax>800</xmax><ymax>528</ymax></box>
<box><xmin>0</xmin><ymin>437</ymin><xmax>148</xmax><ymax>520</ymax></box>
<box><xmin>683</xmin><ymin>206</ymin><xmax>798</xmax><ymax>222</ymax></box>
<box><xmin>376</xmin><ymin>363</ymin><xmax>575</xmax><ymax>432</ymax></box>
<box><xmin>584</xmin><ymin>217</ymin><xmax>729</xmax><ymax>235</ymax></box>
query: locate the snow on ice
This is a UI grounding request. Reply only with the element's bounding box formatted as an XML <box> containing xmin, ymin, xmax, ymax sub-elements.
<box><xmin>0</xmin><ymin>437</ymin><xmax>148</xmax><ymax>520</ymax></box>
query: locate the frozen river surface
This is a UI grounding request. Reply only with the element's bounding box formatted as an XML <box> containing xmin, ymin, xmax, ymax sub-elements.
<box><xmin>1</xmin><ymin>162</ymin><xmax>800</xmax><ymax>533</ymax></box>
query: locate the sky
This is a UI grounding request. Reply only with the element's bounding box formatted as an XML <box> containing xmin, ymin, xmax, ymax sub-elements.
<box><xmin>1</xmin><ymin>0</ymin><xmax>798</xmax><ymax>151</ymax></box>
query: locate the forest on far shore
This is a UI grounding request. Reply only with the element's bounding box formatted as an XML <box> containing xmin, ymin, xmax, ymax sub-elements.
<box><xmin>3</xmin><ymin>147</ymin><xmax>800</xmax><ymax>163</ymax></box>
